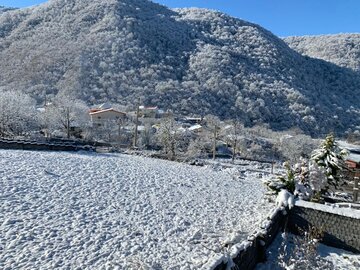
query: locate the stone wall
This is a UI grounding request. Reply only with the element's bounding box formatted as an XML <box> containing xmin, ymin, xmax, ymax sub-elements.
<box><xmin>288</xmin><ymin>200</ymin><xmax>360</xmax><ymax>253</ymax></box>
<box><xmin>0</xmin><ymin>139</ymin><xmax>94</xmax><ymax>152</ymax></box>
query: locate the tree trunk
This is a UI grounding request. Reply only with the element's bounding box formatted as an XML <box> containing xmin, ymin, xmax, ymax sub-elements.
<box><xmin>66</xmin><ymin>107</ymin><xmax>70</xmax><ymax>139</ymax></box>
<box><xmin>213</xmin><ymin>127</ymin><xmax>217</xmax><ymax>160</ymax></box>
<box><xmin>232</xmin><ymin>140</ymin><xmax>236</xmax><ymax>163</ymax></box>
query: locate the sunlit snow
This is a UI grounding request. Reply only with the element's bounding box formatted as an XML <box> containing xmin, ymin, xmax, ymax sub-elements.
<box><xmin>0</xmin><ymin>150</ymin><xmax>273</xmax><ymax>269</ymax></box>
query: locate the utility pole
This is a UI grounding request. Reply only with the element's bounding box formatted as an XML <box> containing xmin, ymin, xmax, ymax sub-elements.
<box><xmin>66</xmin><ymin>107</ymin><xmax>70</xmax><ymax>139</ymax></box>
<box><xmin>44</xmin><ymin>94</ymin><xmax>49</xmax><ymax>139</ymax></box>
<box><xmin>133</xmin><ymin>98</ymin><xmax>140</xmax><ymax>148</ymax></box>
<box><xmin>232</xmin><ymin>119</ymin><xmax>239</xmax><ymax>163</ymax></box>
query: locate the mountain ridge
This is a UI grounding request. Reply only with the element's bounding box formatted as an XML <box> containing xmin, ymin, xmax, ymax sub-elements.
<box><xmin>0</xmin><ymin>0</ymin><xmax>359</xmax><ymax>135</ymax></box>
<box><xmin>284</xmin><ymin>33</ymin><xmax>360</xmax><ymax>72</ymax></box>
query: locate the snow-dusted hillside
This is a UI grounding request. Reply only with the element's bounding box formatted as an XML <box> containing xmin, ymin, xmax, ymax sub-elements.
<box><xmin>0</xmin><ymin>6</ymin><xmax>16</xmax><ymax>14</ymax></box>
<box><xmin>0</xmin><ymin>150</ymin><xmax>273</xmax><ymax>269</ymax></box>
<box><xmin>285</xmin><ymin>34</ymin><xmax>360</xmax><ymax>72</ymax></box>
<box><xmin>0</xmin><ymin>0</ymin><xmax>360</xmax><ymax>135</ymax></box>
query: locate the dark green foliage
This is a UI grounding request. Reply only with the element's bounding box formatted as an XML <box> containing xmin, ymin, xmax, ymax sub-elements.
<box><xmin>278</xmin><ymin>162</ymin><xmax>296</xmax><ymax>193</ymax></box>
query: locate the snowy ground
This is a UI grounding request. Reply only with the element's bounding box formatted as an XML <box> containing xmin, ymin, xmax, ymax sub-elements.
<box><xmin>0</xmin><ymin>150</ymin><xmax>274</xmax><ymax>269</ymax></box>
<box><xmin>256</xmin><ymin>233</ymin><xmax>360</xmax><ymax>270</ymax></box>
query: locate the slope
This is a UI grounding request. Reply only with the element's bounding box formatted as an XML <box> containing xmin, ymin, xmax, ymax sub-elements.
<box><xmin>0</xmin><ymin>0</ymin><xmax>359</xmax><ymax>135</ymax></box>
<box><xmin>284</xmin><ymin>34</ymin><xmax>360</xmax><ymax>72</ymax></box>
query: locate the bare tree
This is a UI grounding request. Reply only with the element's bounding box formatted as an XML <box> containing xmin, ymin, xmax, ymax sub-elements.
<box><xmin>156</xmin><ymin>117</ymin><xmax>179</xmax><ymax>160</ymax></box>
<box><xmin>0</xmin><ymin>90</ymin><xmax>39</xmax><ymax>137</ymax></box>
<box><xmin>46</xmin><ymin>95</ymin><xmax>89</xmax><ymax>138</ymax></box>
<box><xmin>222</xmin><ymin>119</ymin><xmax>243</xmax><ymax>162</ymax></box>
<box><xmin>205</xmin><ymin>115</ymin><xmax>221</xmax><ymax>160</ymax></box>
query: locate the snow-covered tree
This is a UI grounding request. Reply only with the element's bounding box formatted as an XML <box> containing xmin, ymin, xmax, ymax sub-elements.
<box><xmin>222</xmin><ymin>119</ymin><xmax>243</xmax><ymax>162</ymax></box>
<box><xmin>139</xmin><ymin>124</ymin><xmax>155</xmax><ymax>149</ymax></box>
<box><xmin>156</xmin><ymin>117</ymin><xmax>179</xmax><ymax>160</ymax></box>
<box><xmin>205</xmin><ymin>115</ymin><xmax>221</xmax><ymax>160</ymax></box>
<box><xmin>310</xmin><ymin>134</ymin><xmax>348</xmax><ymax>193</ymax></box>
<box><xmin>0</xmin><ymin>90</ymin><xmax>39</xmax><ymax>137</ymax></box>
<box><xmin>186</xmin><ymin>138</ymin><xmax>207</xmax><ymax>160</ymax></box>
<box><xmin>45</xmin><ymin>95</ymin><xmax>89</xmax><ymax>138</ymax></box>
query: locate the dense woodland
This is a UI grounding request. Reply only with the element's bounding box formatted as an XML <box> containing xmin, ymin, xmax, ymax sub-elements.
<box><xmin>0</xmin><ymin>0</ymin><xmax>359</xmax><ymax>136</ymax></box>
<box><xmin>284</xmin><ymin>34</ymin><xmax>360</xmax><ymax>73</ymax></box>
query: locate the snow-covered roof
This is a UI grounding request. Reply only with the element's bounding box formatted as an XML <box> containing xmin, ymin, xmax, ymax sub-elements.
<box><xmin>139</xmin><ymin>106</ymin><xmax>158</xmax><ymax>110</ymax></box>
<box><xmin>188</xmin><ymin>124</ymin><xmax>202</xmax><ymax>131</ymax></box>
<box><xmin>89</xmin><ymin>108</ymin><xmax>126</xmax><ymax>115</ymax></box>
<box><xmin>338</xmin><ymin>141</ymin><xmax>360</xmax><ymax>164</ymax></box>
<box><xmin>36</xmin><ymin>107</ymin><xmax>46</xmax><ymax>113</ymax></box>
<box><xmin>338</xmin><ymin>141</ymin><xmax>360</xmax><ymax>152</ymax></box>
<box><xmin>348</xmin><ymin>153</ymin><xmax>360</xmax><ymax>163</ymax></box>
<box><xmin>99</xmin><ymin>102</ymin><xmax>112</xmax><ymax>110</ymax></box>
<box><xmin>177</xmin><ymin>127</ymin><xmax>187</xmax><ymax>133</ymax></box>
<box><xmin>185</xmin><ymin>117</ymin><xmax>202</xmax><ymax>120</ymax></box>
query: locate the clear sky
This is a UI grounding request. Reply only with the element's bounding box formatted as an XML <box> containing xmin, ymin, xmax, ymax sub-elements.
<box><xmin>1</xmin><ymin>0</ymin><xmax>360</xmax><ymax>37</ymax></box>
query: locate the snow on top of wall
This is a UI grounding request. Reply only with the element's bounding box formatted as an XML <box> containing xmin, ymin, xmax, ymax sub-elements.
<box><xmin>295</xmin><ymin>199</ymin><xmax>360</xmax><ymax>220</ymax></box>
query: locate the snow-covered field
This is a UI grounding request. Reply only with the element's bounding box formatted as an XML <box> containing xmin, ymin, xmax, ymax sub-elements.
<box><xmin>0</xmin><ymin>150</ymin><xmax>274</xmax><ymax>269</ymax></box>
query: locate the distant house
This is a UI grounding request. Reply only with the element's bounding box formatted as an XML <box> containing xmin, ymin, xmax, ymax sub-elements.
<box><xmin>188</xmin><ymin>124</ymin><xmax>203</xmax><ymax>133</ymax></box>
<box><xmin>138</xmin><ymin>106</ymin><xmax>166</xmax><ymax>118</ymax></box>
<box><xmin>346</xmin><ymin>153</ymin><xmax>360</xmax><ymax>177</ymax></box>
<box><xmin>89</xmin><ymin>107</ymin><xmax>126</xmax><ymax>127</ymax></box>
<box><xmin>339</xmin><ymin>141</ymin><xmax>360</xmax><ymax>178</ymax></box>
<box><xmin>183</xmin><ymin>117</ymin><xmax>203</xmax><ymax>125</ymax></box>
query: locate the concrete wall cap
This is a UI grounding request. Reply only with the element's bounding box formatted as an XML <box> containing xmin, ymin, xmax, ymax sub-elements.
<box><xmin>295</xmin><ymin>199</ymin><xmax>360</xmax><ymax>220</ymax></box>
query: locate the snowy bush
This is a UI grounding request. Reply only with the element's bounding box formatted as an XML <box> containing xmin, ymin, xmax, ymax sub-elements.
<box><xmin>276</xmin><ymin>229</ymin><xmax>333</xmax><ymax>270</ymax></box>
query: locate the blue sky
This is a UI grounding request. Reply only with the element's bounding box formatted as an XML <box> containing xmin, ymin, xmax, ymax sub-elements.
<box><xmin>1</xmin><ymin>0</ymin><xmax>359</xmax><ymax>36</ymax></box>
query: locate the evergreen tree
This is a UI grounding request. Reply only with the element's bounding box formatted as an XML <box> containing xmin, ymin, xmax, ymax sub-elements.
<box><xmin>310</xmin><ymin>134</ymin><xmax>348</xmax><ymax>193</ymax></box>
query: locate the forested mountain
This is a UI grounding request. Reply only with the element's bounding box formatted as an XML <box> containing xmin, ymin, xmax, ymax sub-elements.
<box><xmin>0</xmin><ymin>6</ymin><xmax>16</xmax><ymax>14</ymax></box>
<box><xmin>284</xmin><ymin>34</ymin><xmax>360</xmax><ymax>72</ymax></box>
<box><xmin>0</xmin><ymin>0</ymin><xmax>359</xmax><ymax>135</ymax></box>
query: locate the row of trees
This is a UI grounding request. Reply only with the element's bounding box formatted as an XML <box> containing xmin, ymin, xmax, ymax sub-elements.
<box><xmin>0</xmin><ymin>89</ymin><xmax>320</xmax><ymax>164</ymax></box>
<box><xmin>0</xmin><ymin>91</ymin><xmax>89</xmax><ymax>139</ymax></box>
<box><xmin>135</xmin><ymin>114</ymin><xmax>319</xmax><ymax>163</ymax></box>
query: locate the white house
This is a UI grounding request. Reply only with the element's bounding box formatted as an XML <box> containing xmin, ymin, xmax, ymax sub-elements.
<box><xmin>89</xmin><ymin>107</ymin><xmax>126</xmax><ymax>127</ymax></box>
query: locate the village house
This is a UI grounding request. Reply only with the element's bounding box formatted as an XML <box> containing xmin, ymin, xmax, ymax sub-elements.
<box><xmin>89</xmin><ymin>103</ymin><xmax>127</xmax><ymax>127</ymax></box>
<box><xmin>138</xmin><ymin>106</ymin><xmax>165</xmax><ymax>118</ymax></box>
<box><xmin>346</xmin><ymin>152</ymin><xmax>360</xmax><ymax>176</ymax></box>
<box><xmin>182</xmin><ymin>117</ymin><xmax>203</xmax><ymax>125</ymax></box>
